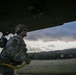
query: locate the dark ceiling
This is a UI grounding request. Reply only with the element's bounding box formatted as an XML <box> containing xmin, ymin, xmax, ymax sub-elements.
<box><xmin>0</xmin><ymin>0</ymin><xmax>76</xmax><ymax>34</ymax></box>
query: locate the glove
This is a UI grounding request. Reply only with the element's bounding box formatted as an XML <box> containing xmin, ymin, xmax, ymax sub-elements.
<box><xmin>25</xmin><ymin>58</ymin><xmax>31</xmax><ymax>65</ymax></box>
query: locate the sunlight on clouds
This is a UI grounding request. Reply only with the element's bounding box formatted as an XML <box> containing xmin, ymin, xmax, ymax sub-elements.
<box><xmin>50</xmin><ymin>41</ymin><xmax>76</xmax><ymax>50</ymax></box>
<box><xmin>24</xmin><ymin>40</ymin><xmax>48</xmax><ymax>52</ymax></box>
<box><xmin>24</xmin><ymin>22</ymin><xmax>76</xmax><ymax>53</ymax></box>
<box><xmin>24</xmin><ymin>39</ymin><xmax>76</xmax><ymax>52</ymax></box>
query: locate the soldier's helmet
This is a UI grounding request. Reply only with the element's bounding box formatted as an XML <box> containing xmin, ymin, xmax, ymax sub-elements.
<box><xmin>15</xmin><ymin>24</ymin><xmax>27</xmax><ymax>34</ymax></box>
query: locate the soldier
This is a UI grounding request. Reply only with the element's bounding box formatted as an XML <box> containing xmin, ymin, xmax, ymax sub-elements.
<box><xmin>0</xmin><ymin>24</ymin><xmax>31</xmax><ymax>75</ymax></box>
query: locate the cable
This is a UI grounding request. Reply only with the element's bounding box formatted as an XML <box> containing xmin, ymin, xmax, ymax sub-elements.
<box><xmin>0</xmin><ymin>62</ymin><xmax>27</xmax><ymax>69</ymax></box>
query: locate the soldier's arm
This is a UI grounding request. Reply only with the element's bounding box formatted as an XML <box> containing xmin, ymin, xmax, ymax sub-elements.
<box><xmin>24</xmin><ymin>47</ymin><xmax>31</xmax><ymax>64</ymax></box>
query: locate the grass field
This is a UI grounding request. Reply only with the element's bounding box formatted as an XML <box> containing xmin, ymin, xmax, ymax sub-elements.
<box><xmin>17</xmin><ymin>58</ymin><xmax>76</xmax><ymax>75</ymax></box>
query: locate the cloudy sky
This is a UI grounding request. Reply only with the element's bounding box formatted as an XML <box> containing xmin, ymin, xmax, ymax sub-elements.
<box><xmin>0</xmin><ymin>21</ymin><xmax>76</xmax><ymax>53</ymax></box>
<box><xmin>24</xmin><ymin>21</ymin><xmax>76</xmax><ymax>53</ymax></box>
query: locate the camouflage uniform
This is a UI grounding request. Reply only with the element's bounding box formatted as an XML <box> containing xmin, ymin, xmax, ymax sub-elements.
<box><xmin>0</xmin><ymin>36</ymin><xmax>28</xmax><ymax>75</ymax></box>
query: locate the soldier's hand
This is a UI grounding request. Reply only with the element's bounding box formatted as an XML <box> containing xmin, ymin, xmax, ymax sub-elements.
<box><xmin>25</xmin><ymin>58</ymin><xmax>31</xmax><ymax>65</ymax></box>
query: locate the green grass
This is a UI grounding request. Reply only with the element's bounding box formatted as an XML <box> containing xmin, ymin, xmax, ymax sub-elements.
<box><xmin>17</xmin><ymin>58</ymin><xmax>76</xmax><ymax>74</ymax></box>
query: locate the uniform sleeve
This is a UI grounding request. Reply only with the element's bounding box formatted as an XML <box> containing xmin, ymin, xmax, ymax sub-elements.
<box><xmin>21</xmin><ymin>40</ymin><xmax>29</xmax><ymax>58</ymax></box>
<box><xmin>24</xmin><ymin>46</ymin><xmax>29</xmax><ymax>58</ymax></box>
<box><xmin>5</xmin><ymin>38</ymin><xmax>23</xmax><ymax>64</ymax></box>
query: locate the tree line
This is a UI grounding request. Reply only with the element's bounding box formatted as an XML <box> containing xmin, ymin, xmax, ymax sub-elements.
<box><xmin>29</xmin><ymin>48</ymin><xmax>76</xmax><ymax>60</ymax></box>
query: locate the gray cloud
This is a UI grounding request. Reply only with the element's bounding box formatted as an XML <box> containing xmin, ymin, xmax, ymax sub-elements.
<box><xmin>25</xmin><ymin>21</ymin><xmax>76</xmax><ymax>42</ymax></box>
<box><xmin>28</xmin><ymin>47</ymin><xmax>42</xmax><ymax>52</ymax></box>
